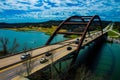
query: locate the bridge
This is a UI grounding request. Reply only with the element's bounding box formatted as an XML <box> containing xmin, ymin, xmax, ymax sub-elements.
<box><xmin>0</xmin><ymin>15</ymin><xmax>108</xmax><ymax>80</ymax></box>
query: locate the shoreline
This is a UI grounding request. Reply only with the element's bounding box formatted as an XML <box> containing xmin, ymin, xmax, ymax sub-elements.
<box><xmin>5</xmin><ymin>27</ymin><xmax>56</xmax><ymax>35</ymax></box>
<box><xmin>107</xmin><ymin>36</ymin><xmax>120</xmax><ymax>44</ymax></box>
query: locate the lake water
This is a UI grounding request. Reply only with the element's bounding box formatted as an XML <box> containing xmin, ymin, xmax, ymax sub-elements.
<box><xmin>96</xmin><ymin>43</ymin><xmax>120</xmax><ymax>80</ymax></box>
<box><xmin>76</xmin><ymin>41</ymin><xmax>120</xmax><ymax>80</ymax></box>
<box><xmin>0</xmin><ymin>29</ymin><xmax>67</xmax><ymax>53</ymax></box>
<box><xmin>0</xmin><ymin>29</ymin><xmax>120</xmax><ymax>80</ymax></box>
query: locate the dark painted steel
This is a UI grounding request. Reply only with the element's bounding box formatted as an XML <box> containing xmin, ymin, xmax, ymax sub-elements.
<box><xmin>45</xmin><ymin>15</ymin><xmax>103</xmax><ymax>80</ymax></box>
<box><xmin>63</xmin><ymin>15</ymin><xmax>103</xmax><ymax>80</ymax></box>
<box><xmin>45</xmin><ymin>15</ymin><xmax>103</xmax><ymax>54</ymax></box>
<box><xmin>45</xmin><ymin>16</ymin><xmax>85</xmax><ymax>45</ymax></box>
<box><xmin>75</xmin><ymin>15</ymin><xmax>102</xmax><ymax>53</ymax></box>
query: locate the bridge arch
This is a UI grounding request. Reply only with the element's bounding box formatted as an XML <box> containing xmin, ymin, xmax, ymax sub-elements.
<box><xmin>76</xmin><ymin>15</ymin><xmax>103</xmax><ymax>53</ymax></box>
<box><xmin>46</xmin><ymin>15</ymin><xmax>103</xmax><ymax>53</ymax></box>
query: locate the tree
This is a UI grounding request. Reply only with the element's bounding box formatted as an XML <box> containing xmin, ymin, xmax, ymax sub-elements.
<box><xmin>0</xmin><ymin>37</ymin><xmax>19</xmax><ymax>56</ymax></box>
<box><xmin>75</xmin><ymin>65</ymin><xmax>106</xmax><ymax>80</ymax></box>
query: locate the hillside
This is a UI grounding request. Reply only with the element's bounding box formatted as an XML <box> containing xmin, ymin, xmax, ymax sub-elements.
<box><xmin>0</xmin><ymin>20</ymin><xmax>62</xmax><ymax>28</ymax></box>
<box><xmin>0</xmin><ymin>20</ymin><xmax>112</xmax><ymax>28</ymax></box>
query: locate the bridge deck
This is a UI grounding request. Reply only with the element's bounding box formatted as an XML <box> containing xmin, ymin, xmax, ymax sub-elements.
<box><xmin>0</xmin><ymin>31</ymin><xmax>107</xmax><ymax>80</ymax></box>
<box><xmin>0</xmin><ymin>38</ymin><xmax>75</xmax><ymax>69</ymax></box>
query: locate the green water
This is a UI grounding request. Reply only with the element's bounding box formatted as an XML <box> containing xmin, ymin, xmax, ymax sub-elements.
<box><xmin>0</xmin><ymin>29</ymin><xmax>67</xmax><ymax>53</ymax></box>
<box><xmin>95</xmin><ymin>43</ymin><xmax>120</xmax><ymax>80</ymax></box>
<box><xmin>77</xmin><ymin>42</ymin><xmax>120</xmax><ymax>80</ymax></box>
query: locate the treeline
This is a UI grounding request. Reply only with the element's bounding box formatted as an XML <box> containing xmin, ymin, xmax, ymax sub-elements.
<box><xmin>113</xmin><ymin>22</ymin><xmax>120</xmax><ymax>32</ymax></box>
<box><xmin>0</xmin><ymin>20</ymin><xmax>111</xmax><ymax>29</ymax></box>
<box><xmin>102</xmin><ymin>21</ymin><xmax>112</xmax><ymax>28</ymax></box>
<box><xmin>0</xmin><ymin>20</ymin><xmax>62</xmax><ymax>28</ymax></box>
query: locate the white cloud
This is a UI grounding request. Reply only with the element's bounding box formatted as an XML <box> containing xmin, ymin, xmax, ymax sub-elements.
<box><xmin>29</xmin><ymin>0</ymin><xmax>39</xmax><ymax>5</ymax></box>
<box><xmin>0</xmin><ymin>0</ymin><xmax>119</xmax><ymax>11</ymax></box>
<box><xmin>0</xmin><ymin>0</ymin><xmax>42</xmax><ymax>10</ymax></box>
<box><xmin>0</xmin><ymin>0</ymin><xmax>120</xmax><ymax>22</ymax></box>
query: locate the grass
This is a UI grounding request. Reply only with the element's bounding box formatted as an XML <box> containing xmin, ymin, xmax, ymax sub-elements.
<box><xmin>38</xmin><ymin>26</ymin><xmax>66</xmax><ymax>35</ymax></box>
<box><xmin>66</xmin><ymin>35</ymin><xmax>80</xmax><ymax>38</ymax></box>
<box><xmin>108</xmin><ymin>31</ymin><xmax>119</xmax><ymax>37</ymax></box>
<box><xmin>113</xmin><ymin>29</ymin><xmax>120</xmax><ymax>33</ymax></box>
<box><xmin>8</xmin><ymin>26</ymin><xmax>66</xmax><ymax>35</ymax></box>
<box><xmin>38</xmin><ymin>26</ymin><xmax>56</xmax><ymax>35</ymax></box>
<box><xmin>8</xmin><ymin>27</ymin><xmax>38</xmax><ymax>31</ymax></box>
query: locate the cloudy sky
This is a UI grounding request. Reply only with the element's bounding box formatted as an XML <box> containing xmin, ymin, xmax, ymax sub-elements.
<box><xmin>0</xmin><ymin>0</ymin><xmax>120</xmax><ymax>23</ymax></box>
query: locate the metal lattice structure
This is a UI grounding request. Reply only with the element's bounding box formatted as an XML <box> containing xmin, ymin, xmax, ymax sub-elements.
<box><xmin>46</xmin><ymin>15</ymin><xmax>103</xmax><ymax>54</ymax></box>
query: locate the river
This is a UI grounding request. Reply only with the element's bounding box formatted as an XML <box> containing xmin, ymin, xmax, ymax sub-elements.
<box><xmin>96</xmin><ymin>43</ymin><xmax>120</xmax><ymax>80</ymax></box>
<box><xmin>0</xmin><ymin>29</ymin><xmax>67</xmax><ymax>53</ymax></box>
<box><xmin>0</xmin><ymin>29</ymin><xmax>120</xmax><ymax>80</ymax></box>
<box><xmin>76</xmin><ymin>41</ymin><xmax>120</xmax><ymax>80</ymax></box>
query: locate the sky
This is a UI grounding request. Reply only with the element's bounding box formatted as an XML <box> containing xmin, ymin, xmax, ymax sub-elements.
<box><xmin>0</xmin><ymin>0</ymin><xmax>120</xmax><ymax>23</ymax></box>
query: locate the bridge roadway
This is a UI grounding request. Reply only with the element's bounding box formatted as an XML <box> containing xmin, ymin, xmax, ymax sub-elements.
<box><xmin>0</xmin><ymin>31</ymin><xmax>106</xmax><ymax>80</ymax></box>
<box><xmin>0</xmin><ymin>39</ymin><xmax>76</xmax><ymax>69</ymax></box>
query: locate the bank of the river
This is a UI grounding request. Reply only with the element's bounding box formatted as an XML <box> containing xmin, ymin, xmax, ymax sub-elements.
<box><xmin>107</xmin><ymin>37</ymin><xmax>120</xmax><ymax>44</ymax></box>
<box><xmin>107</xmin><ymin>30</ymin><xmax>120</xmax><ymax>43</ymax></box>
<box><xmin>108</xmin><ymin>31</ymin><xmax>120</xmax><ymax>38</ymax></box>
<box><xmin>7</xmin><ymin>26</ymin><xmax>66</xmax><ymax>35</ymax></box>
<box><xmin>5</xmin><ymin>26</ymin><xmax>80</xmax><ymax>39</ymax></box>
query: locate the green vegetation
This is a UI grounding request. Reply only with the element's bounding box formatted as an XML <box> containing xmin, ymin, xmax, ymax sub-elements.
<box><xmin>64</xmin><ymin>34</ymin><xmax>80</xmax><ymax>38</ymax></box>
<box><xmin>9</xmin><ymin>25</ymin><xmax>67</xmax><ymax>35</ymax></box>
<box><xmin>9</xmin><ymin>26</ymin><xmax>57</xmax><ymax>35</ymax></box>
<box><xmin>108</xmin><ymin>31</ymin><xmax>119</xmax><ymax>37</ymax></box>
<box><xmin>113</xmin><ymin>22</ymin><xmax>120</xmax><ymax>33</ymax></box>
<box><xmin>75</xmin><ymin>66</ymin><xmax>105</xmax><ymax>80</ymax></box>
<box><xmin>107</xmin><ymin>22</ymin><xmax>120</xmax><ymax>38</ymax></box>
<box><xmin>39</xmin><ymin>26</ymin><xmax>58</xmax><ymax>35</ymax></box>
<box><xmin>113</xmin><ymin>29</ymin><xmax>119</xmax><ymax>33</ymax></box>
<box><xmin>0</xmin><ymin>21</ymin><xmax>114</xmax><ymax>39</ymax></box>
<box><xmin>69</xmin><ymin>35</ymin><xmax>79</xmax><ymax>38</ymax></box>
<box><xmin>0</xmin><ymin>20</ymin><xmax>62</xmax><ymax>28</ymax></box>
<box><xmin>0</xmin><ymin>37</ymin><xmax>19</xmax><ymax>56</ymax></box>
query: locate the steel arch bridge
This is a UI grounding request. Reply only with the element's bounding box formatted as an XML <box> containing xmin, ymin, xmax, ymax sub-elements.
<box><xmin>0</xmin><ymin>15</ymin><xmax>108</xmax><ymax>80</ymax></box>
<box><xmin>46</xmin><ymin>15</ymin><xmax>103</xmax><ymax>53</ymax></box>
<box><xmin>45</xmin><ymin>15</ymin><xmax>104</xmax><ymax>80</ymax></box>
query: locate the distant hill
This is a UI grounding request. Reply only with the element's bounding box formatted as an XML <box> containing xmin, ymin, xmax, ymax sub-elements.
<box><xmin>0</xmin><ymin>20</ymin><xmax>114</xmax><ymax>28</ymax></box>
<box><xmin>0</xmin><ymin>20</ymin><xmax>62</xmax><ymax>28</ymax></box>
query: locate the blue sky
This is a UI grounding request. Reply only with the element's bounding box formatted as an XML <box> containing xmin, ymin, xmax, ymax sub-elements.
<box><xmin>0</xmin><ymin>0</ymin><xmax>120</xmax><ymax>23</ymax></box>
